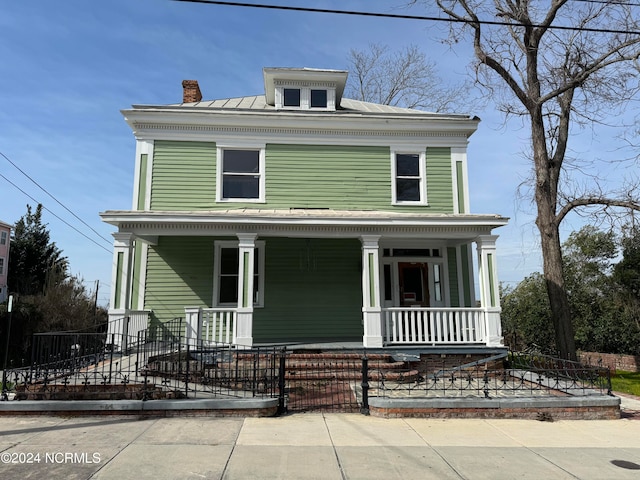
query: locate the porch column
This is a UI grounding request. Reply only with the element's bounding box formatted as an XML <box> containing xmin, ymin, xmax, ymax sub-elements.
<box><xmin>184</xmin><ymin>306</ymin><xmax>202</xmax><ymax>347</ymax></box>
<box><xmin>235</xmin><ymin>233</ymin><xmax>257</xmax><ymax>347</ymax></box>
<box><xmin>361</xmin><ymin>235</ymin><xmax>383</xmax><ymax>348</ymax></box>
<box><xmin>107</xmin><ymin>233</ymin><xmax>134</xmax><ymax>343</ymax></box>
<box><xmin>476</xmin><ymin>235</ymin><xmax>503</xmax><ymax>346</ymax></box>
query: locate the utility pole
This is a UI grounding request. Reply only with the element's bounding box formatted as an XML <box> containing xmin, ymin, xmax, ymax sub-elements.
<box><xmin>2</xmin><ymin>294</ymin><xmax>14</xmax><ymax>401</ymax></box>
<box><xmin>93</xmin><ymin>280</ymin><xmax>99</xmax><ymax>325</ymax></box>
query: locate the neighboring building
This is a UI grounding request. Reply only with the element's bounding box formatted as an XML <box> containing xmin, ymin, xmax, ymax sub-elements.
<box><xmin>101</xmin><ymin>67</ymin><xmax>508</xmax><ymax>349</ymax></box>
<box><xmin>0</xmin><ymin>220</ymin><xmax>10</xmax><ymax>303</ymax></box>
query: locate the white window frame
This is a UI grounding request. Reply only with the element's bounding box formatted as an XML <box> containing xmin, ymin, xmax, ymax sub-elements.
<box><xmin>0</xmin><ymin>231</ymin><xmax>6</xmax><ymax>245</ymax></box>
<box><xmin>216</xmin><ymin>144</ymin><xmax>266</xmax><ymax>203</ymax></box>
<box><xmin>213</xmin><ymin>240</ymin><xmax>265</xmax><ymax>308</ymax></box>
<box><xmin>274</xmin><ymin>85</ymin><xmax>335</xmax><ymax>111</ymax></box>
<box><xmin>0</xmin><ymin>257</ymin><xmax>4</xmax><ymax>275</ymax></box>
<box><xmin>391</xmin><ymin>149</ymin><xmax>428</xmax><ymax>205</ymax></box>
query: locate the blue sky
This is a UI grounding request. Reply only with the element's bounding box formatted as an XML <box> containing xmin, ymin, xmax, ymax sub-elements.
<box><xmin>1</xmin><ymin>1</ymin><xmax>628</xmax><ymax>305</ymax></box>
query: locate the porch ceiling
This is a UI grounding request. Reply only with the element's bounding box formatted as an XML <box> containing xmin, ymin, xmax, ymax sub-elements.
<box><xmin>100</xmin><ymin>209</ymin><xmax>508</xmax><ymax>242</ymax></box>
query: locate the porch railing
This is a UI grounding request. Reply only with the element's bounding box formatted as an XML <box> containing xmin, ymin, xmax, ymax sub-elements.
<box><xmin>106</xmin><ymin>310</ymin><xmax>151</xmax><ymax>351</ymax></box>
<box><xmin>383</xmin><ymin>307</ymin><xmax>486</xmax><ymax>345</ymax></box>
<box><xmin>201</xmin><ymin>308</ymin><xmax>237</xmax><ymax>345</ymax></box>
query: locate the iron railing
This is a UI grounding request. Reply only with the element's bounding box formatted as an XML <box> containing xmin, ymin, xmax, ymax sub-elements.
<box><xmin>1</xmin><ymin>330</ymin><xmax>280</xmax><ymax>402</ymax></box>
<box><xmin>371</xmin><ymin>351</ymin><xmax>612</xmax><ymax>399</ymax></box>
<box><xmin>1</xmin><ymin>335</ymin><xmax>613</xmax><ymax>410</ymax></box>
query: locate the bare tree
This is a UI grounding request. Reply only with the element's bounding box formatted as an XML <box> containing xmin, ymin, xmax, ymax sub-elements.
<box><xmin>345</xmin><ymin>43</ymin><xmax>468</xmax><ymax>112</ymax></box>
<box><xmin>422</xmin><ymin>0</ymin><xmax>640</xmax><ymax>359</ymax></box>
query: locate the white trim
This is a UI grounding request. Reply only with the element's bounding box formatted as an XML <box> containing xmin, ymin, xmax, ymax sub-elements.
<box><xmin>122</xmin><ymin>108</ymin><xmax>479</xmax><ymax>147</ymax></box>
<box><xmin>132</xmin><ymin>140</ymin><xmax>153</xmax><ymax>211</ymax></box>
<box><xmin>135</xmin><ymin>242</ymin><xmax>149</xmax><ymax>310</ymax></box>
<box><xmin>212</xmin><ymin>240</ymin><xmax>265</xmax><ymax>308</ymax></box>
<box><xmin>216</xmin><ymin>146</ymin><xmax>266</xmax><ymax>203</ymax></box>
<box><xmin>391</xmin><ymin>148</ymin><xmax>428</xmax><ymax>205</ymax></box>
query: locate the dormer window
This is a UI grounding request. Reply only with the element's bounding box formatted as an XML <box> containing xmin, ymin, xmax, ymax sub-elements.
<box><xmin>263</xmin><ymin>68</ymin><xmax>348</xmax><ymax>112</ymax></box>
<box><xmin>283</xmin><ymin>88</ymin><xmax>301</xmax><ymax>107</ymax></box>
<box><xmin>275</xmin><ymin>85</ymin><xmax>333</xmax><ymax>110</ymax></box>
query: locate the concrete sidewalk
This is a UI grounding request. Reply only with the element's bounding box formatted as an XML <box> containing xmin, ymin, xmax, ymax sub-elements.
<box><xmin>1</xmin><ymin>412</ymin><xmax>640</xmax><ymax>479</ymax></box>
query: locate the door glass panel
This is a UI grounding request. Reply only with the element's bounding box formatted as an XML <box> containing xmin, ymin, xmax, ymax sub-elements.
<box><xmin>402</xmin><ymin>266</ymin><xmax>423</xmax><ymax>302</ymax></box>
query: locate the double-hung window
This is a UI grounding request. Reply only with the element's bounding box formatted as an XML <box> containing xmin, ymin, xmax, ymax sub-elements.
<box><xmin>0</xmin><ymin>258</ymin><xmax>4</xmax><ymax>275</ymax></box>
<box><xmin>214</xmin><ymin>241</ymin><xmax>265</xmax><ymax>307</ymax></box>
<box><xmin>217</xmin><ymin>147</ymin><xmax>265</xmax><ymax>202</ymax></box>
<box><xmin>392</xmin><ymin>150</ymin><xmax>427</xmax><ymax>204</ymax></box>
<box><xmin>0</xmin><ymin>231</ymin><xmax>6</xmax><ymax>245</ymax></box>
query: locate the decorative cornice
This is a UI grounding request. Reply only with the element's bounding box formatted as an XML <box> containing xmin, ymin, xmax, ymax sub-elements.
<box><xmin>274</xmin><ymin>80</ymin><xmax>336</xmax><ymax>88</ymax></box>
<box><xmin>131</xmin><ymin>122</ymin><xmax>469</xmax><ymax>138</ymax></box>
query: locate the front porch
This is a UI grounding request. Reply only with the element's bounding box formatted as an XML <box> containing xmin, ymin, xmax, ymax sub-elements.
<box><xmin>102</xmin><ymin>209</ymin><xmax>507</xmax><ymax>350</ymax></box>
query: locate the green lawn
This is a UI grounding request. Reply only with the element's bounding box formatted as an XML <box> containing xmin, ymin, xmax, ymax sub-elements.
<box><xmin>611</xmin><ymin>371</ymin><xmax>640</xmax><ymax>397</ymax></box>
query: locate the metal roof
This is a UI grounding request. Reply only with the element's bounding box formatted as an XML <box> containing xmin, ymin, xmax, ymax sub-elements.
<box><xmin>161</xmin><ymin>95</ymin><xmax>471</xmax><ymax>119</ymax></box>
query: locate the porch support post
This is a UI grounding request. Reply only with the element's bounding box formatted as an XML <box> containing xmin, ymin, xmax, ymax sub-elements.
<box><xmin>476</xmin><ymin>235</ymin><xmax>503</xmax><ymax>346</ymax></box>
<box><xmin>184</xmin><ymin>307</ymin><xmax>202</xmax><ymax>347</ymax></box>
<box><xmin>235</xmin><ymin>233</ymin><xmax>257</xmax><ymax>347</ymax></box>
<box><xmin>108</xmin><ymin>232</ymin><xmax>134</xmax><ymax>345</ymax></box>
<box><xmin>361</xmin><ymin>235</ymin><xmax>383</xmax><ymax>348</ymax></box>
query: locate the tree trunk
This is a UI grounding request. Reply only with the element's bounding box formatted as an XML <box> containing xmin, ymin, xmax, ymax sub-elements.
<box><xmin>538</xmin><ymin>215</ymin><xmax>577</xmax><ymax>360</ymax></box>
<box><xmin>532</xmin><ymin>129</ymin><xmax>577</xmax><ymax>360</ymax></box>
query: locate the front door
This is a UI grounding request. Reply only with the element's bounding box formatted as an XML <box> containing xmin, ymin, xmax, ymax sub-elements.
<box><xmin>398</xmin><ymin>262</ymin><xmax>429</xmax><ymax>307</ymax></box>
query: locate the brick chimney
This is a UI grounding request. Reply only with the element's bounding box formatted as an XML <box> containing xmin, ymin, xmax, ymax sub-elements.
<box><xmin>182</xmin><ymin>80</ymin><xmax>202</xmax><ymax>103</ymax></box>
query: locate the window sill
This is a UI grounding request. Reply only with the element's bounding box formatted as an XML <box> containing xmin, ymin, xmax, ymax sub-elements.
<box><xmin>216</xmin><ymin>198</ymin><xmax>266</xmax><ymax>203</ymax></box>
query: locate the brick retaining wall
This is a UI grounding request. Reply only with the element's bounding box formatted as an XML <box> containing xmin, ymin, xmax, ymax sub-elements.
<box><xmin>580</xmin><ymin>351</ymin><xmax>640</xmax><ymax>373</ymax></box>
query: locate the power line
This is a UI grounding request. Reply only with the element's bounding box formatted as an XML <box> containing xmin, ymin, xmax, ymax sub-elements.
<box><xmin>0</xmin><ymin>172</ymin><xmax>112</xmax><ymax>254</ymax></box>
<box><xmin>171</xmin><ymin>0</ymin><xmax>640</xmax><ymax>35</ymax></box>
<box><xmin>572</xmin><ymin>0</ymin><xmax>640</xmax><ymax>7</ymax></box>
<box><xmin>0</xmin><ymin>150</ymin><xmax>112</xmax><ymax>246</ymax></box>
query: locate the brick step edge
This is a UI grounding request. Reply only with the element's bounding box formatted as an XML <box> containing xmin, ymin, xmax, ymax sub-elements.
<box><xmin>285</xmin><ymin>370</ymin><xmax>420</xmax><ymax>382</ymax></box>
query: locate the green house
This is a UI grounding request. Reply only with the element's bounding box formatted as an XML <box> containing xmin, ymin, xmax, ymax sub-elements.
<box><xmin>101</xmin><ymin>67</ymin><xmax>508</xmax><ymax>349</ymax></box>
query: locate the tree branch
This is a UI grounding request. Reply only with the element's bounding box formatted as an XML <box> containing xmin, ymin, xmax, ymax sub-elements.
<box><xmin>557</xmin><ymin>197</ymin><xmax>640</xmax><ymax>225</ymax></box>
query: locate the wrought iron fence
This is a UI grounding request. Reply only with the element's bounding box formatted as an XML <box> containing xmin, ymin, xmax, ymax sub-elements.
<box><xmin>371</xmin><ymin>351</ymin><xmax>612</xmax><ymax>399</ymax></box>
<box><xmin>1</xmin><ymin>336</ymin><xmax>613</xmax><ymax>410</ymax></box>
<box><xmin>1</xmin><ymin>330</ymin><xmax>280</xmax><ymax>402</ymax></box>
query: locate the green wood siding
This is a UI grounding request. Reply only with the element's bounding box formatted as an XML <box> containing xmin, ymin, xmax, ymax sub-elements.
<box><xmin>145</xmin><ymin>237</ymin><xmax>215</xmax><ymax>323</ymax></box>
<box><xmin>460</xmin><ymin>243</ymin><xmax>472</xmax><ymax>307</ymax></box>
<box><xmin>253</xmin><ymin>238</ymin><xmax>362</xmax><ymax>342</ymax></box>
<box><xmin>265</xmin><ymin>144</ymin><xmax>390</xmax><ymax>210</ymax></box>
<box><xmin>149</xmin><ymin>141</ymin><xmax>454</xmax><ymax>213</ymax></box>
<box><xmin>151</xmin><ymin>141</ymin><xmax>217</xmax><ymax>210</ymax></box>
<box><xmin>137</xmin><ymin>154</ymin><xmax>148</xmax><ymax>210</ymax></box>
<box><xmin>447</xmin><ymin>247</ymin><xmax>460</xmax><ymax>307</ymax></box>
<box><xmin>426</xmin><ymin>147</ymin><xmax>454</xmax><ymax>213</ymax></box>
<box><xmin>456</xmin><ymin>160</ymin><xmax>465</xmax><ymax>214</ymax></box>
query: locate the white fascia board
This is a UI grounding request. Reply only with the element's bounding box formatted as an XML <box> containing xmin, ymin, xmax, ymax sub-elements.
<box><xmin>121</xmin><ymin>108</ymin><xmax>480</xmax><ymax>143</ymax></box>
<box><xmin>100</xmin><ymin>210</ymin><xmax>508</xmax><ymax>230</ymax></box>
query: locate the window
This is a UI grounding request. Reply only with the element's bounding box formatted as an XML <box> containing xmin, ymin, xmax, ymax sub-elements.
<box><xmin>392</xmin><ymin>151</ymin><xmax>427</xmax><ymax>204</ymax></box>
<box><xmin>275</xmin><ymin>86</ymin><xmax>335</xmax><ymax>110</ymax></box>
<box><xmin>283</xmin><ymin>88</ymin><xmax>301</xmax><ymax>107</ymax></box>
<box><xmin>0</xmin><ymin>258</ymin><xmax>4</xmax><ymax>275</ymax></box>
<box><xmin>310</xmin><ymin>89</ymin><xmax>327</xmax><ymax>108</ymax></box>
<box><xmin>0</xmin><ymin>231</ymin><xmax>6</xmax><ymax>245</ymax></box>
<box><xmin>214</xmin><ymin>241</ymin><xmax>265</xmax><ymax>307</ymax></box>
<box><xmin>433</xmin><ymin>264</ymin><xmax>443</xmax><ymax>302</ymax></box>
<box><xmin>218</xmin><ymin>148</ymin><xmax>265</xmax><ymax>202</ymax></box>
